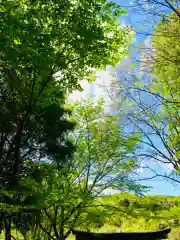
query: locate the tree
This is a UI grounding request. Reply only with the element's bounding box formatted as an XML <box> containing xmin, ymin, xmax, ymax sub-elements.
<box><xmin>97</xmin><ymin>193</ymin><xmax>180</xmax><ymax>235</ymax></box>
<box><xmin>128</xmin><ymin>0</ymin><xmax>180</xmax><ymax>38</ymax></box>
<box><xmin>0</xmin><ymin>0</ymin><xmax>131</xmax><ymax>182</ymax></box>
<box><xmin>132</xmin><ymin>0</ymin><xmax>180</xmax><ymax>18</ymax></box>
<box><xmin>112</xmin><ymin>7</ymin><xmax>180</xmax><ymax>184</ymax></box>
<box><xmin>25</xmin><ymin>99</ymin><xmax>145</xmax><ymax>240</ymax></box>
<box><xmin>0</xmin><ymin>103</ymin><xmax>76</xmax><ymax>240</ymax></box>
<box><xmin>151</xmin><ymin>10</ymin><xmax>180</xmax><ymax>165</ymax></box>
<box><xmin>0</xmin><ymin>0</ymin><xmax>132</xmax><ymax>187</ymax></box>
<box><xmin>0</xmin><ymin>0</ymin><xmax>131</xmax><ymax>239</ymax></box>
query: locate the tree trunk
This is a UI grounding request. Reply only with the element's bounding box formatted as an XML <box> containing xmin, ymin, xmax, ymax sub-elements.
<box><xmin>5</xmin><ymin>218</ymin><xmax>11</xmax><ymax>240</ymax></box>
<box><xmin>59</xmin><ymin>228</ymin><xmax>65</xmax><ymax>240</ymax></box>
<box><xmin>59</xmin><ymin>207</ymin><xmax>65</xmax><ymax>240</ymax></box>
<box><xmin>23</xmin><ymin>233</ymin><xmax>27</xmax><ymax>240</ymax></box>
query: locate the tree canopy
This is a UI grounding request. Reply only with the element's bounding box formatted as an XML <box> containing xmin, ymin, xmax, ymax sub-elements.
<box><xmin>6</xmin><ymin>99</ymin><xmax>143</xmax><ymax>240</ymax></box>
<box><xmin>0</xmin><ymin>0</ymin><xmax>134</xmax><ymax>239</ymax></box>
<box><xmin>0</xmin><ymin>0</ymin><xmax>131</xmax><ymax>189</ymax></box>
<box><xmin>151</xmin><ymin>9</ymin><xmax>180</xmax><ymax>168</ymax></box>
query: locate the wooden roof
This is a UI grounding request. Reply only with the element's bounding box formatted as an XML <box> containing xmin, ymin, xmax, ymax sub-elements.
<box><xmin>72</xmin><ymin>228</ymin><xmax>171</xmax><ymax>240</ymax></box>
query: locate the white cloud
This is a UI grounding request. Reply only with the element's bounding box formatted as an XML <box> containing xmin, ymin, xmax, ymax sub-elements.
<box><xmin>166</xmin><ymin>163</ymin><xmax>175</xmax><ymax>172</ymax></box>
<box><xmin>139</xmin><ymin>36</ymin><xmax>154</xmax><ymax>71</ymax></box>
<box><xmin>116</xmin><ymin>56</ymin><xmax>132</xmax><ymax>73</ymax></box>
<box><xmin>68</xmin><ymin>80</ymin><xmax>92</xmax><ymax>102</ymax></box>
<box><xmin>144</xmin><ymin>36</ymin><xmax>152</xmax><ymax>47</ymax></box>
<box><xmin>119</xmin><ymin>18</ymin><xmax>128</xmax><ymax>27</ymax></box>
<box><xmin>159</xmin><ymin>161</ymin><xmax>175</xmax><ymax>174</ymax></box>
<box><xmin>68</xmin><ymin>70</ymin><xmax>118</xmax><ymax>114</ymax></box>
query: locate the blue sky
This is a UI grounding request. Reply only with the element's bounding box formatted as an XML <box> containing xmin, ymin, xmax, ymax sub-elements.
<box><xmin>69</xmin><ymin>0</ymin><xmax>180</xmax><ymax>197</ymax></box>
<box><xmin>115</xmin><ymin>0</ymin><xmax>180</xmax><ymax>196</ymax></box>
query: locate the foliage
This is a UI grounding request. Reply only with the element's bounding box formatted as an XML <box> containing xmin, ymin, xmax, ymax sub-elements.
<box><xmin>69</xmin><ymin>99</ymin><xmax>143</xmax><ymax>193</ymax></box>
<box><xmin>112</xmin><ymin>5</ymin><xmax>180</xmax><ymax>181</ymax></box>
<box><xmin>0</xmin><ymin>0</ymin><xmax>131</xmax><ymax>239</ymax></box>
<box><xmin>151</xmin><ymin>9</ymin><xmax>180</xmax><ymax>166</ymax></box>
<box><xmin>0</xmin><ymin>0</ymin><xmax>131</xmax><ymax>92</ymax></box>
<box><xmin>100</xmin><ymin>193</ymin><xmax>180</xmax><ymax>240</ymax></box>
<box><xmin>2</xmin><ymin>193</ymin><xmax>180</xmax><ymax>239</ymax></box>
<box><xmin>0</xmin><ymin>0</ymin><xmax>131</xmax><ymax>186</ymax></box>
<box><xmin>28</xmin><ymin>99</ymin><xmax>143</xmax><ymax>240</ymax></box>
<box><xmin>71</xmin><ymin>193</ymin><xmax>180</xmax><ymax>239</ymax></box>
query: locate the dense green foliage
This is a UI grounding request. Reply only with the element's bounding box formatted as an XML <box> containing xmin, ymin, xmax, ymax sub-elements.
<box><xmin>0</xmin><ymin>0</ymin><xmax>132</xmax><ymax>239</ymax></box>
<box><xmin>73</xmin><ymin>193</ymin><xmax>180</xmax><ymax>240</ymax></box>
<box><xmin>2</xmin><ymin>193</ymin><xmax>180</xmax><ymax>240</ymax></box>
<box><xmin>0</xmin><ymin>0</ymin><xmax>180</xmax><ymax>240</ymax></box>
<box><xmin>11</xmin><ymin>99</ymin><xmax>142</xmax><ymax>240</ymax></box>
<box><xmin>0</xmin><ymin>0</ymin><xmax>131</xmax><ymax>187</ymax></box>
